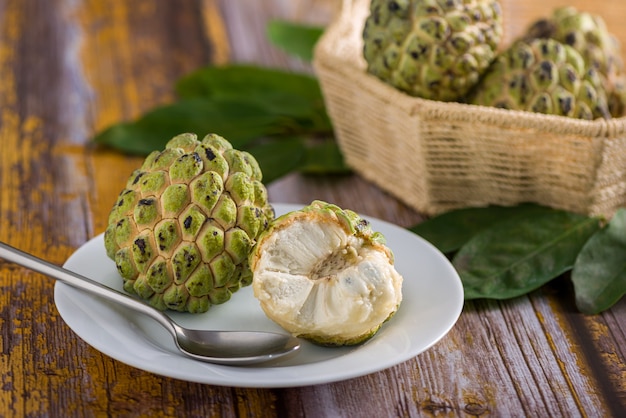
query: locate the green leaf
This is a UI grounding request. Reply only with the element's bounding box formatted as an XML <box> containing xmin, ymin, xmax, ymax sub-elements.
<box><xmin>572</xmin><ymin>209</ymin><xmax>626</xmax><ymax>314</ymax></box>
<box><xmin>409</xmin><ymin>204</ymin><xmax>555</xmax><ymax>254</ymax></box>
<box><xmin>454</xmin><ymin>210</ymin><xmax>601</xmax><ymax>300</ymax></box>
<box><xmin>175</xmin><ymin>65</ymin><xmax>331</xmax><ymax>132</ymax></box>
<box><xmin>93</xmin><ymin>98</ymin><xmax>285</xmax><ymax>155</ymax></box>
<box><xmin>300</xmin><ymin>140</ymin><xmax>351</xmax><ymax>175</ymax></box>
<box><xmin>266</xmin><ymin>20</ymin><xmax>324</xmax><ymax>62</ymax></box>
<box><xmin>246</xmin><ymin>137</ymin><xmax>307</xmax><ymax>185</ymax></box>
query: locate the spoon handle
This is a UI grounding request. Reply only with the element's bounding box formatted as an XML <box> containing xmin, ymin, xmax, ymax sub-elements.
<box><xmin>0</xmin><ymin>241</ymin><xmax>176</xmax><ymax>335</ymax></box>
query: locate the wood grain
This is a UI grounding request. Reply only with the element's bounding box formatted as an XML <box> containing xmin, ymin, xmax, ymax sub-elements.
<box><xmin>0</xmin><ymin>0</ymin><xmax>625</xmax><ymax>416</ymax></box>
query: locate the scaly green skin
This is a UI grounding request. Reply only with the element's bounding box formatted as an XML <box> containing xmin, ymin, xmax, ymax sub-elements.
<box><xmin>363</xmin><ymin>0</ymin><xmax>503</xmax><ymax>102</ymax></box>
<box><xmin>522</xmin><ymin>6</ymin><xmax>626</xmax><ymax>117</ymax></box>
<box><xmin>104</xmin><ymin>133</ymin><xmax>274</xmax><ymax>313</ymax></box>
<box><xmin>468</xmin><ymin>38</ymin><xmax>611</xmax><ymax>120</ymax></box>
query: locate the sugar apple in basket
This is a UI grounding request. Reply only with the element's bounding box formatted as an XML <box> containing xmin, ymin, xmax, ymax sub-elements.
<box><xmin>467</xmin><ymin>38</ymin><xmax>612</xmax><ymax>120</ymax></box>
<box><xmin>104</xmin><ymin>133</ymin><xmax>274</xmax><ymax>313</ymax></box>
<box><xmin>362</xmin><ymin>0</ymin><xmax>503</xmax><ymax>102</ymax></box>
<box><xmin>521</xmin><ymin>6</ymin><xmax>626</xmax><ymax>117</ymax></box>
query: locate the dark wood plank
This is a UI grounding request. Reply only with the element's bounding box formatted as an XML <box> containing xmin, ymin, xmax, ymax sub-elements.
<box><xmin>1</xmin><ymin>1</ymin><xmax>236</xmax><ymax>416</ymax></box>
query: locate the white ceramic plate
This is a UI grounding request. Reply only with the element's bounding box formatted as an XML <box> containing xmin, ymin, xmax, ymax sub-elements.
<box><xmin>55</xmin><ymin>203</ymin><xmax>463</xmax><ymax>387</ymax></box>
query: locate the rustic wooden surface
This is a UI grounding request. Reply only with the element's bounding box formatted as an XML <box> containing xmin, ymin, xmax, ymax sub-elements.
<box><xmin>0</xmin><ymin>0</ymin><xmax>625</xmax><ymax>416</ymax></box>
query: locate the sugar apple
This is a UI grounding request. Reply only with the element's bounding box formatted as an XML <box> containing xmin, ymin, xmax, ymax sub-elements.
<box><xmin>104</xmin><ymin>133</ymin><xmax>274</xmax><ymax>313</ymax></box>
<box><xmin>250</xmin><ymin>201</ymin><xmax>403</xmax><ymax>346</ymax></box>
<box><xmin>468</xmin><ymin>38</ymin><xmax>611</xmax><ymax>120</ymax></box>
<box><xmin>522</xmin><ymin>6</ymin><xmax>626</xmax><ymax>117</ymax></box>
<box><xmin>363</xmin><ymin>0</ymin><xmax>503</xmax><ymax>102</ymax></box>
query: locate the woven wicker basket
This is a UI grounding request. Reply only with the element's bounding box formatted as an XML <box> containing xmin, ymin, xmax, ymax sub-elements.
<box><xmin>313</xmin><ymin>0</ymin><xmax>626</xmax><ymax>218</ymax></box>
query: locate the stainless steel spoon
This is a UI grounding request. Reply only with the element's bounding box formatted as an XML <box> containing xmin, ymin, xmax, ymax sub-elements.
<box><xmin>0</xmin><ymin>241</ymin><xmax>300</xmax><ymax>366</ymax></box>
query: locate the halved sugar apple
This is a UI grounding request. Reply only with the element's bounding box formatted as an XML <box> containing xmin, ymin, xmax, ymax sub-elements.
<box><xmin>104</xmin><ymin>133</ymin><xmax>274</xmax><ymax>313</ymax></box>
<box><xmin>250</xmin><ymin>201</ymin><xmax>403</xmax><ymax>346</ymax></box>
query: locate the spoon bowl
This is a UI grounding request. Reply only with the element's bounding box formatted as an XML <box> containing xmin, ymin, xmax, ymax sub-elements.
<box><xmin>0</xmin><ymin>241</ymin><xmax>300</xmax><ymax>366</ymax></box>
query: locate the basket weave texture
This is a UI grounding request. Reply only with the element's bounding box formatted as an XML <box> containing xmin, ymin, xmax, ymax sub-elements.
<box><xmin>313</xmin><ymin>0</ymin><xmax>626</xmax><ymax>217</ymax></box>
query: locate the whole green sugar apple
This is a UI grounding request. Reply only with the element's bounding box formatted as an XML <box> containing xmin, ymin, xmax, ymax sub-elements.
<box><xmin>104</xmin><ymin>133</ymin><xmax>274</xmax><ymax>313</ymax></box>
<box><xmin>363</xmin><ymin>0</ymin><xmax>503</xmax><ymax>102</ymax></box>
<box><xmin>250</xmin><ymin>200</ymin><xmax>403</xmax><ymax>346</ymax></box>
<box><xmin>468</xmin><ymin>38</ymin><xmax>611</xmax><ymax>120</ymax></box>
<box><xmin>522</xmin><ymin>6</ymin><xmax>626</xmax><ymax>117</ymax></box>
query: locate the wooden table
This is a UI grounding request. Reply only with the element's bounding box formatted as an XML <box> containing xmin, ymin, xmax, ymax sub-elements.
<box><xmin>1</xmin><ymin>0</ymin><xmax>624</xmax><ymax>416</ymax></box>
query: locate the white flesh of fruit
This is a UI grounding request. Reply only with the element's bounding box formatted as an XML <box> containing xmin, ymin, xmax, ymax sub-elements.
<box><xmin>252</xmin><ymin>215</ymin><xmax>403</xmax><ymax>343</ymax></box>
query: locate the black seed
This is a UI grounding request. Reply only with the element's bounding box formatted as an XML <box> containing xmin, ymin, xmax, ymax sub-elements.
<box><xmin>205</xmin><ymin>148</ymin><xmax>216</xmax><ymax>161</ymax></box>
<box><xmin>388</xmin><ymin>1</ymin><xmax>399</xmax><ymax>12</ymax></box>
<box><xmin>356</xmin><ymin>219</ymin><xmax>370</xmax><ymax>232</ymax></box>
<box><xmin>132</xmin><ymin>172</ymin><xmax>144</xmax><ymax>185</ymax></box>
<box><xmin>540</xmin><ymin>61</ymin><xmax>552</xmax><ymax>72</ymax></box>
<box><xmin>539</xmin><ymin>61</ymin><xmax>553</xmax><ymax>81</ymax></box>
<box><xmin>192</xmin><ymin>152</ymin><xmax>202</xmax><ymax>164</ymax></box>
<box><xmin>559</xmin><ymin>97</ymin><xmax>573</xmax><ymax>114</ymax></box>
<box><xmin>564</xmin><ymin>32</ymin><xmax>576</xmax><ymax>46</ymax></box>
<box><xmin>184</xmin><ymin>250</ymin><xmax>195</xmax><ymax>267</ymax></box>
<box><xmin>521</xmin><ymin>52</ymin><xmax>533</xmax><ymax>67</ymax></box>
<box><xmin>138</xmin><ymin>198</ymin><xmax>154</xmax><ymax>206</ymax></box>
<box><xmin>135</xmin><ymin>238</ymin><xmax>147</xmax><ymax>255</ymax></box>
<box><xmin>184</xmin><ymin>216</ymin><xmax>192</xmax><ymax>229</ymax></box>
<box><xmin>410</xmin><ymin>51</ymin><xmax>419</xmax><ymax>59</ymax></box>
